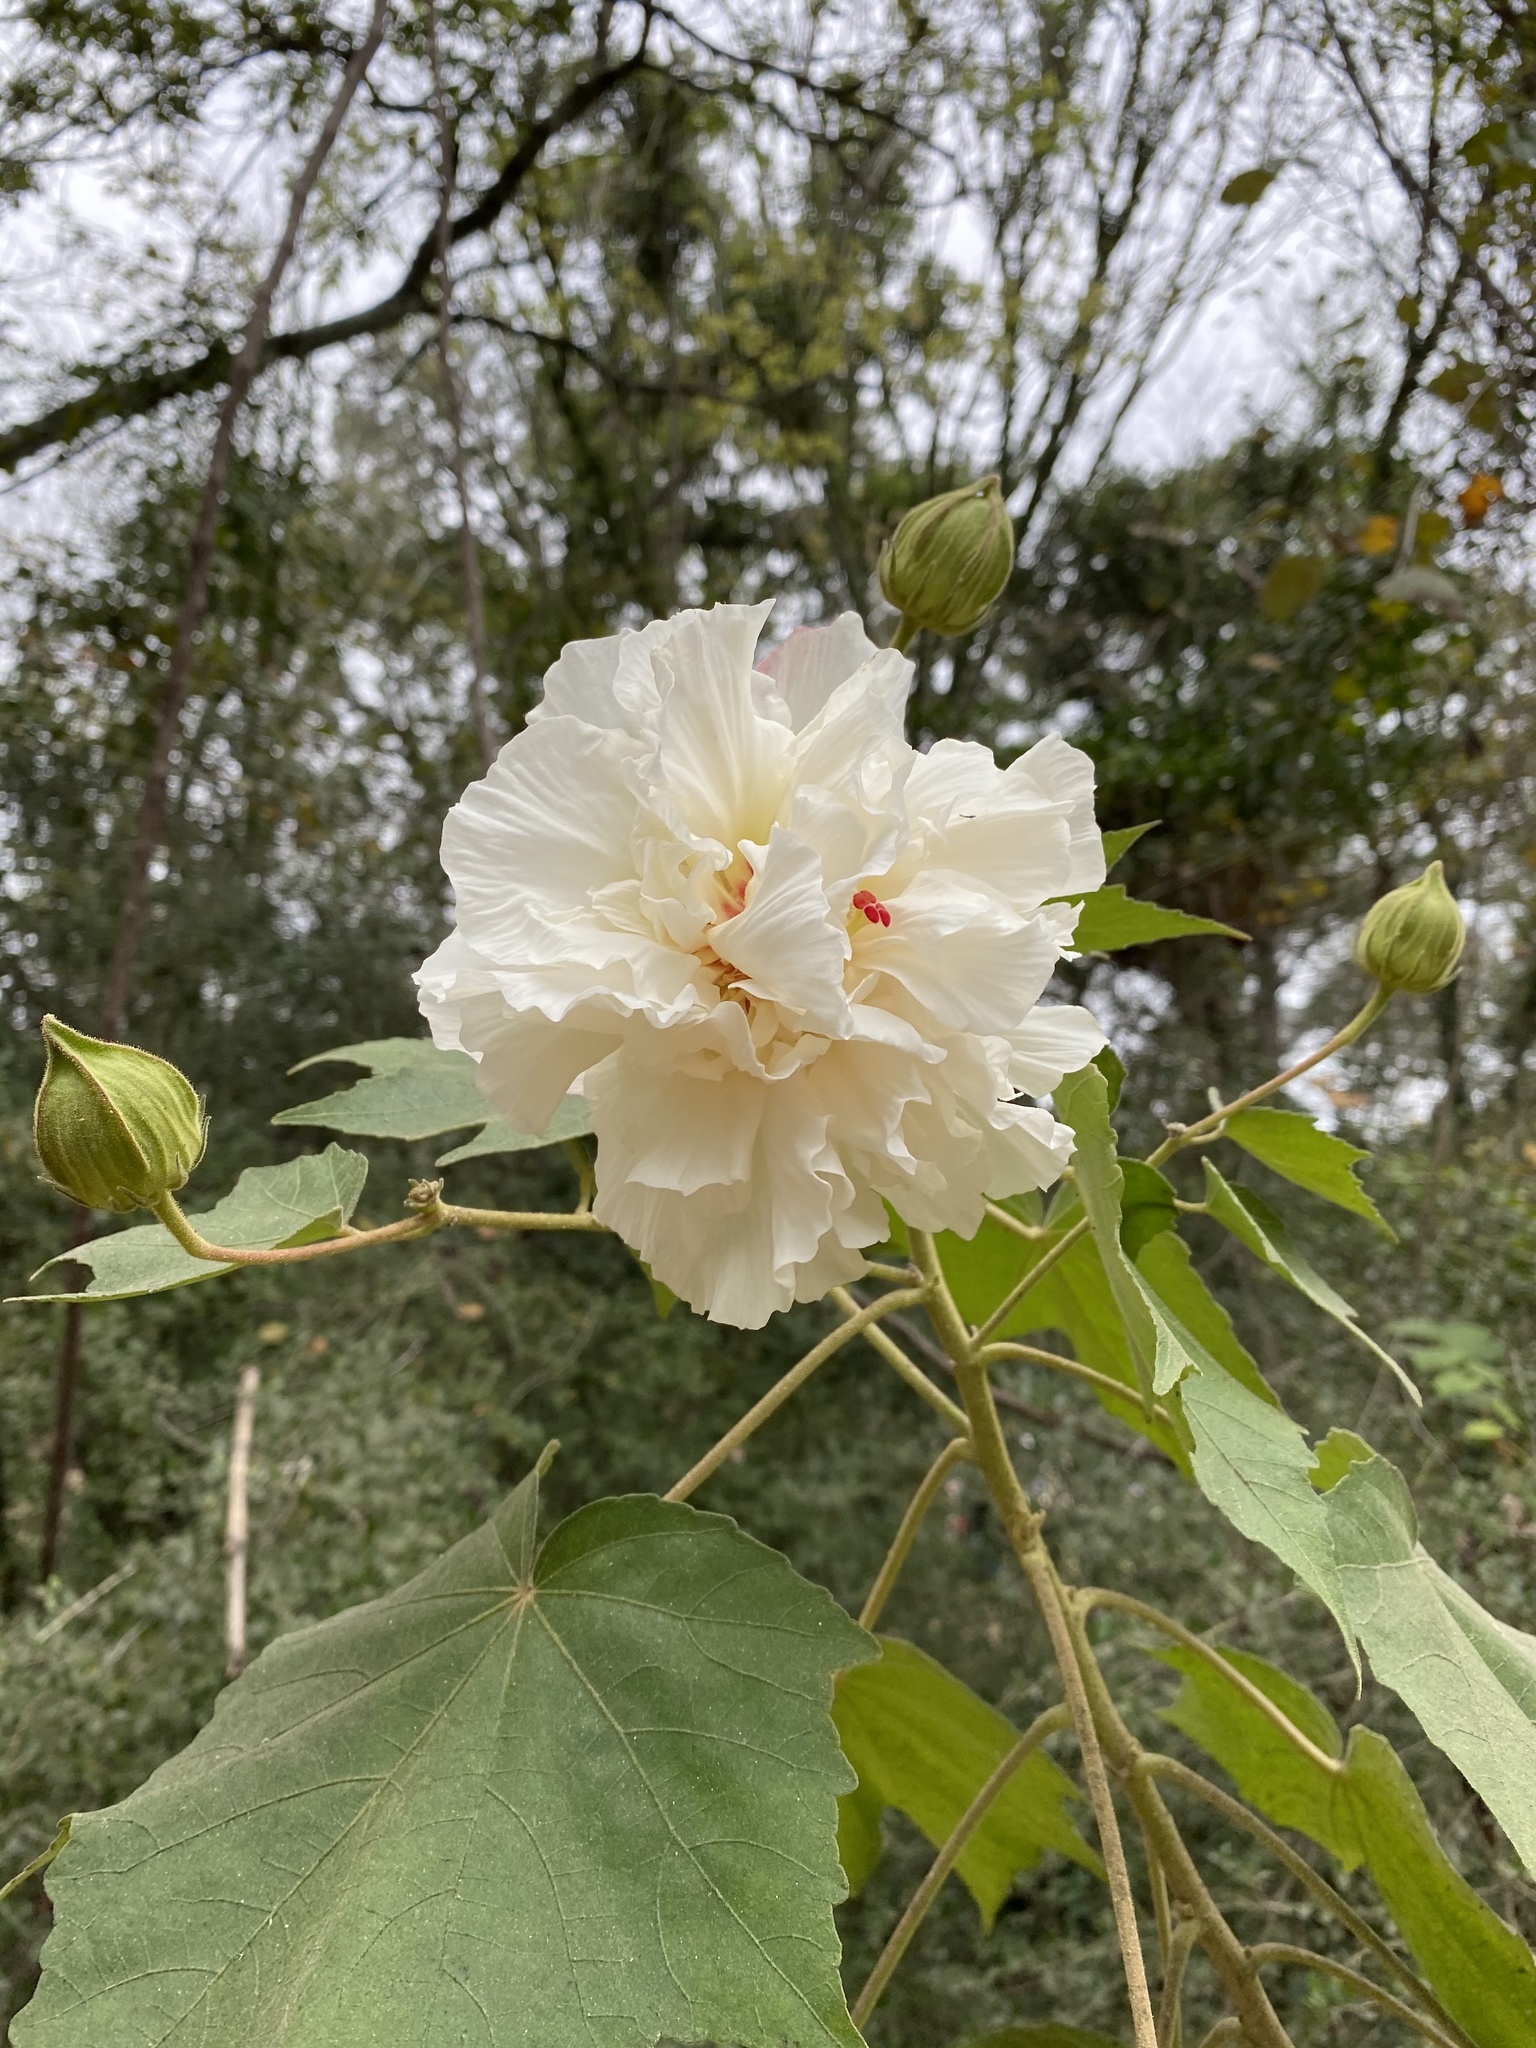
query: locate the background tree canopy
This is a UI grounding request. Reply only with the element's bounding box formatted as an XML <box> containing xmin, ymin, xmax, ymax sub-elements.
<box><xmin>1</xmin><ymin>2</ymin><xmax>1534</xmax><ymax>2041</ymax></box>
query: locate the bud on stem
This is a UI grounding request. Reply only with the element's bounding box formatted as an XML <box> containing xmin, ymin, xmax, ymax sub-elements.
<box><xmin>34</xmin><ymin>1016</ymin><xmax>207</xmax><ymax>1214</ymax></box>
<box><xmin>1353</xmin><ymin>861</ymin><xmax>1467</xmax><ymax>996</ymax></box>
<box><xmin>880</xmin><ymin>474</ymin><xmax>1015</xmax><ymax>643</ymax></box>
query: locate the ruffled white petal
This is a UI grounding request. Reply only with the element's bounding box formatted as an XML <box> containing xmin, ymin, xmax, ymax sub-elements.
<box><xmin>757</xmin><ymin>612</ymin><xmax>884</xmax><ymax>730</ymax></box>
<box><xmin>419</xmin><ymin>599</ymin><xmax>1107</xmax><ymax>1325</ymax></box>
<box><xmin>1004</xmin><ymin>1004</ymin><xmax>1108</xmax><ymax>1097</ymax></box>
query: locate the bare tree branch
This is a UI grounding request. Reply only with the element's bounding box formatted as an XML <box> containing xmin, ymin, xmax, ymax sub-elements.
<box><xmin>0</xmin><ymin>34</ymin><xmax>651</xmax><ymax>478</ymax></box>
<box><xmin>100</xmin><ymin>0</ymin><xmax>391</xmax><ymax>1035</ymax></box>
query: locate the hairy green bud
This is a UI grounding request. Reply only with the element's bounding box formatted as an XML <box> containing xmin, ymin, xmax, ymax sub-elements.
<box><xmin>878</xmin><ymin>473</ymin><xmax>1014</xmax><ymax>638</ymax></box>
<box><xmin>1353</xmin><ymin>861</ymin><xmax>1466</xmax><ymax>996</ymax></box>
<box><xmin>34</xmin><ymin>1016</ymin><xmax>207</xmax><ymax>1213</ymax></box>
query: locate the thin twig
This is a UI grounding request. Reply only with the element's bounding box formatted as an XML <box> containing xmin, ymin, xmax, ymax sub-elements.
<box><xmin>1135</xmin><ymin>1756</ymin><xmax>1471</xmax><ymax>2048</ymax></box>
<box><xmin>664</xmin><ymin>1289</ymin><xmax>928</xmax><ymax>1504</ymax></box>
<box><xmin>40</xmin><ymin>1212</ymin><xmax>91</xmax><ymax>1578</ymax></box>
<box><xmin>426</xmin><ymin>0</ymin><xmax>496</xmax><ymax>770</ymax></box>
<box><xmin>849</xmin><ymin>1704</ymin><xmax>1073</xmax><ymax>2028</ymax></box>
<box><xmin>830</xmin><ymin>1287</ymin><xmax>970</xmax><ymax>1432</ymax></box>
<box><xmin>1145</xmin><ymin>991</ymin><xmax>1389</xmax><ymax>1168</ymax></box>
<box><xmin>224</xmin><ymin>1364</ymin><xmax>260</xmax><ymax>1679</ymax></box>
<box><xmin>1248</xmin><ymin>1944</ymin><xmax>1463</xmax><ymax>2048</ymax></box>
<box><xmin>1078</xmin><ymin>1589</ymin><xmax>1343</xmax><ymax>1776</ymax></box>
<box><xmin>34</xmin><ymin>1559</ymin><xmax>139</xmax><ymax>1643</ymax></box>
<box><xmin>1156</xmin><ymin>1911</ymin><xmax>1201</xmax><ymax>2048</ymax></box>
<box><xmin>859</xmin><ymin>1437</ymin><xmax>973</xmax><ymax>1631</ymax></box>
<box><xmin>973</xmin><ymin>1216</ymin><xmax>1092</xmax><ymax>1346</ymax></box>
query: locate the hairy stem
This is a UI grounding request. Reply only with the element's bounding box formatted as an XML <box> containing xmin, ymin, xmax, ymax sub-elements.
<box><xmin>849</xmin><ymin>1703</ymin><xmax>1072</xmax><ymax>2029</ymax></box>
<box><xmin>1145</xmin><ymin>990</ymin><xmax>1390</xmax><ymax>1169</ymax></box>
<box><xmin>663</xmin><ymin>1289</ymin><xmax>928</xmax><ymax>1504</ymax></box>
<box><xmin>908</xmin><ymin>1229</ymin><xmax>1159</xmax><ymax>2048</ymax></box>
<box><xmin>1077</xmin><ymin>1590</ymin><xmax>1343</xmax><ymax>1777</ymax></box>
<box><xmin>1136</xmin><ymin>1756</ymin><xmax>1470</xmax><ymax>2048</ymax></box>
<box><xmin>1247</xmin><ymin>1945</ymin><xmax>1463</xmax><ymax>2048</ymax></box>
<box><xmin>1156</xmin><ymin>1910</ymin><xmax>1201</xmax><ymax>2048</ymax></box>
<box><xmin>980</xmin><ymin>1342</ymin><xmax>1179</xmax><ymax>1437</ymax></box>
<box><xmin>1056</xmin><ymin>1587</ymin><xmax>1295</xmax><ymax>2046</ymax></box>
<box><xmin>829</xmin><ymin>1286</ymin><xmax>970</xmax><ymax>1432</ymax></box>
<box><xmin>859</xmin><ymin>1437</ymin><xmax>973</xmax><ymax>1631</ymax></box>
<box><xmin>972</xmin><ymin>1216</ymin><xmax>1091</xmax><ymax>1346</ymax></box>
<box><xmin>148</xmin><ymin>1190</ymin><xmax>609</xmax><ymax>1268</ymax></box>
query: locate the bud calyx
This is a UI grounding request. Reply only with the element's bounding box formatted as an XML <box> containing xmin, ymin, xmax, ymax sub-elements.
<box><xmin>879</xmin><ymin>473</ymin><xmax>1014</xmax><ymax>638</ymax></box>
<box><xmin>34</xmin><ymin>1016</ymin><xmax>207</xmax><ymax>1213</ymax></box>
<box><xmin>1353</xmin><ymin>861</ymin><xmax>1466</xmax><ymax>996</ymax></box>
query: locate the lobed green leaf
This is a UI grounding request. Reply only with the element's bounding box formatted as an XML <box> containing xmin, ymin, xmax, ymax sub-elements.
<box><xmin>18</xmin><ymin>1452</ymin><xmax>875</xmax><ymax>2048</ymax></box>
<box><xmin>274</xmin><ymin>1036</ymin><xmax>592</xmax><ymax>1164</ymax></box>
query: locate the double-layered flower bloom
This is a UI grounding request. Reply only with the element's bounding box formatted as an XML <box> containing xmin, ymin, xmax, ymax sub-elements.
<box><xmin>416</xmin><ymin>603</ymin><xmax>1105</xmax><ymax>1327</ymax></box>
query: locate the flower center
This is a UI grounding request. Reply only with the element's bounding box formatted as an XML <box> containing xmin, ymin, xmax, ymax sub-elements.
<box><xmin>851</xmin><ymin>888</ymin><xmax>891</xmax><ymax>928</ymax></box>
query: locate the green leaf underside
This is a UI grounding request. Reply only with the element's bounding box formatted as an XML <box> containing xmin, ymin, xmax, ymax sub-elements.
<box><xmin>18</xmin><ymin>1459</ymin><xmax>874</xmax><ymax>2048</ymax></box>
<box><xmin>833</xmin><ymin>1638</ymin><xmax>1100</xmax><ymax>1926</ymax></box>
<box><xmin>12</xmin><ymin>1147</ymin><xmax>368</xmax><ymax>1305</ymax></box>
<box><xmin>1201</xmin><ymin>1163</ymin><xmax>1416</xmax><ymax>1398</ymax></box>
<box><xmin>1321</xmin><ymin>1452</ymin><xmax>1536</xmax><ymax>1874</ymax></box>
<box><xmin>1222</xmin><ymin>1105</ymin><xmax>1394</xmax><ymax>1238</ymax></box>
<box><xmin>1156</xmin><ymin>1644</ymin><xmax>1536</xmax><ymax>2046</ymax></box>
<box><xmin>1062</xmin><ymin>885</ymin><xmax>1248</xmax><ymax>953</ymax></box>
<box><xmin>1179</xmin><ymin>1366</ymin><xmax>1356</xmax><ymax>1668</ymax></box>
<box><xmin>274</xmin><ymin>1036</ymin><xmax>592</xmax><ymax>1163</ymax></box>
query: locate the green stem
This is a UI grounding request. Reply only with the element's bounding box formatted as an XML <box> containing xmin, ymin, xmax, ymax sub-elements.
<box><xmin>1056</xmin><ymin>1589</ymin><xmax>1295</xmax><ymax>2048</ymax></box>
<box><xmin>890</xmin><ymin>613</ymin><xmax>920</xmax><ymax>653</ymax></box>
<box><xmin>1135</xmin><ymin>1756</ymin><xmax>1471</xmax><ymax>2048</ymax></box>
<box><xmin>983</xmin><ymin>1197</ymin><xmax>1050</xmax><ymax>1241</ymax></box>
<box><xmin>849</xmin><ymin>1703</ymin><xmax>1072</xmax><ymax>2030</ymax></box>
<box><xmin>663</xmin><ymin>1288</ymin><xmax>928</xmax><ymax>1504</ymax></box>
<box><xmin>436</xmin><ymin>1202</ymin><xmax>609</xmax><ymax>1234</ymax></box>
<box><xmin>1193</xmin><ymin>2022</ymin><xmax>1244</xmax><ymax>2048</ymax></box>
<box><xmin>1076</xmin><ymin>1590</ymin><xmax>1343</xmax><ymax>1777</ymax></box>
<box><xmin>908</xmin><ymin>1229</ymin><xmax>1159</xmax><ymax>2048</ymax></box>
<box><xmin>1145</xmin><ymin>989</ymin><xmax>1390</xmax><ymax>1169</ymax></box>
<box><xmin>153</xmin><ymin>1192</ymin><xmax>438</xmax><ymax>1265</ymax></box>
<box><xmin>0</xmin><ymin>1819</ymin><xmax>71</xmax><ymax>1905</ymax></box>
<box><xmin>1156</xmin><ymin>1911</ymin><xmax>1201</xmax><ymax>2048</ymax></box>
<box><xmin>151</xmin><ymin>1189</ymin><xmax>609</xmax><ymax>1268</ymax></box>
<box><xmin>980</xmin><ymin>1342</ymin><xmax>1178</xmax><ymax>1437</ymax></box>
<box><xmin>972</xmin><ymin>1216</ymin><xmax>1091</xmax><ymax>1346</ymax></box>
<box><xmin>859</xmin><ymin>1437</ymin><xmax>973</xmax><ymax>1631</ymax></box>
<box><xmin>829</xmin><ymin>1286</ymin><xmax>970</xmax><ymax>1432</ymax></box>
<box><xmin>1247</xmin><ymin>1945</ymin><xmax>1463</xmax><ymax>2048</ymax></box>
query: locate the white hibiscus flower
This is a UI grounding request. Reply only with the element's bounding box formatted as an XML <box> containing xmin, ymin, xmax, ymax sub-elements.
<box><xmin>415</xmin><ymin>602</ymin><xmax>1106</xmax><ymax>1328</ymax></box>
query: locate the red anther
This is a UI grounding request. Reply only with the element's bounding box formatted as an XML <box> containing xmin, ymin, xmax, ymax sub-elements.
<box><xmin>862</xmin><ymin>903</ymin><xmax>881</xmax><ymax>923</ymax></box>
<box><xmin>851</xmin><ymin>889</ymin><xmax>876</xmax><ymax>910</ymax></box>
<box><xmin>877</xmin><ymin>905</ymin><xmax>891</xmax><ymax>927</ymax></box>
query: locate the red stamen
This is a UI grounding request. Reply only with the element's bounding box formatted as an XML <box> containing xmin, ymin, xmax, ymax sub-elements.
<box><xmin>877</xmin><ymin>905</ymin><xmax>891</xmax><ymax>926</ymax></box>
<box><xmin>851</xmin><ymin>889</ymin><xmax>876</xmax><ymax>910</ymax></box>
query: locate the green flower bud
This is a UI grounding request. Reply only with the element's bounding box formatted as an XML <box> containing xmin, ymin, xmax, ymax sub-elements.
<box><xmin>1353</xmin><ymin>861</ymin><xmax>1466</xmax><ymax>996</ymax></box>
<box><xmin>33</xmin><ymin>1016</ymin><xmax>207</xmax><ymax>1213</ymax></box>
<box><xmin>879</xmin><ymin>473</ymin><xmax>1015</xmax><ymax>638</ymax></box>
